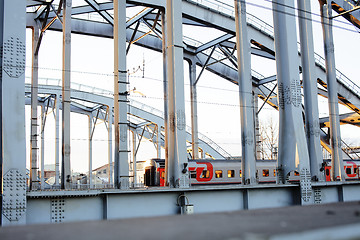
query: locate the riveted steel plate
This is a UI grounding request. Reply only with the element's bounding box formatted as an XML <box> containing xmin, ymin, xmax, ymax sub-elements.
<box><xmin>300</xmin><ymin>168</ymin><xmax>312</xmax><ymax>202</ymax></box>
<box><xmin>2</xmin><ymin>169</ymin><xmax>27</xmax><ymax>221</ymax></box>
<box><xmin>51</xmin><ymin>199</ymin><xmax>65</xmax><ymax>223</ymax></box>
<box><xmin>2</xmin><ymin>37</ymin><xmax>25</xmax><ymax>78</ymax></box>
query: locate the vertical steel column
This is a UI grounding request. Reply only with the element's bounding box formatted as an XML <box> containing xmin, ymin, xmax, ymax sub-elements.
<box><xmin>234</xmin><ymin>0</ymin><xmax>256</xmax><ymax>184</ymax></box>
<box><xmin>161</xmin><ymin>11</ymin><xmax>170</xmax><ymax>184</ymax></box>
<box><xmin>0</xmin><ymin>0</ymin><xmax>27</xmax><ymax>225</ymax></box>
<box><xmin>107</xmin><ymin>106</ymin><xmax>113</xmax><ymax>186</ymax></box>
<box><xmin>114</xmin><ymin>0</ymin><xmax>129</xmax><ymax>189</ymax></box>
<box><xmin>0</xmin><ymin>1</ymin><xmax>3</xmax><ymax>225</ymax></box>
<box><xmin>54</xmin><ymin>94</ymin><xmax>60</xmax><ymax>187</ymax></box>
<box><xmin>320</xmin><ymin>0</ymin><xmax>344</xmax><ymax>181</ymax></box>
<box><xmin>88</xmin><ymin>114</ymin><xmax>93</xmax><ymax>188</ymax></box>
<box><xmin>40</xmin><ymin>104</ymin><xmax>45</xmax><ymax>190</ymax></box>
<box><xmin>132</xmin><ymin>131</ymin><xmax>136</xmax><ymax>187</ymax></box>
<box><xmin>166</xmin><ymin>0</ymin><xmax>189</xmax><ymax>188</ymax></box>
<box><xmin>156</xmin><ymin>125</ymin><xmax>161</xmax><ymax>159</ymax></box>
<box><xmin>253</xmin><ymin>88</ymin><xmax>261</xmax><ymax>160</ymax></box>
<box><xmin>0</xmin><ymin>0</ymin><xmax>3</xmax><ymax>226</ymax></box>
<box><xmin>272</xmin><ymin>0</ymin><xmax>311</xmax><ymax>182</ymax></box>
<box><xmin>298</xmin><ymin>0</ymin><xmax>324</xmax><ymax>181</ymax></box>
<box><xmin>189</xmin><ymin>61</ymin><xmax>199</xmax><ymax>159</ymax></box>
<box><xmin>30</xmin><ymin>25</ymin><xmax>40</xmax><ymax>190</ymax></box>
<box><xmin>61</xmin><ymin>0</ymin><xmax>72</xmax><ymax>189</ymax></box>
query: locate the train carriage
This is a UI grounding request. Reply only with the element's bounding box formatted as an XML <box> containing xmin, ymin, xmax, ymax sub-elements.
<box><xmin>144</xmin><ymin>159</ymin><xmax>360</xmax><ymax>187</ymax></box>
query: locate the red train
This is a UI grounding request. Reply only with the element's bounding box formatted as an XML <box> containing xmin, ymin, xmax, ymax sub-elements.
<box><xmin>144</xmin><ymin>159</ymin><xmax>360</xmax><ymax>187</ymax></box>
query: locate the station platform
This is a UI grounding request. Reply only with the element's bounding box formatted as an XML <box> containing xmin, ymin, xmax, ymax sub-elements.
<box><xmin>1</xmin><ymin>201</ymin><xmax>360</xmax><ymax>240</ymax></box>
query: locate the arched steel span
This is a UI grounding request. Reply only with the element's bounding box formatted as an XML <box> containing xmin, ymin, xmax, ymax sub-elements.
<box><xmin>26</xmin><ymin>1</ymin><xmax>360</xmax><ymax>125</ymax></box>
<box><xmin>26</xmin><ymin>1</ymin><xmax>360</xmax><ymax>160</ymax></box>
<box><xmin>2</xmin><ymin>0</ymin><xmax>360</xmax><ymax>226</ymax></box>
<box><xmin>24</xmin><ymin>1</ymin><xmax>360</xmax><ymax>185</ymax></box>
<box><xmin>24</xmin><ymin>80</ymin><xmax>230</xmax><ymax>162</ymax></box>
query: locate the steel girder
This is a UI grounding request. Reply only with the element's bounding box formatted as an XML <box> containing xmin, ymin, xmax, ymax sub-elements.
<box><xmin>24</xmin><ymin>83</ymin><xmax>225</xmax><ymax>159</ymax></box>
<box><xmin>26</xmin><ymin>3</ymin><xmax>360</xmax><ymax>116</ymax></box>
<box><xmin>25</xmin><ymin>0</ymin><xmax>360</xmax><ymax>154</ymax></box>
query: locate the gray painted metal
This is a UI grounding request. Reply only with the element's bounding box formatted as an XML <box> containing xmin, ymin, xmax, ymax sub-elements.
<box><xmin>30</xmin><ymin>24</ymin><xmax>40</xmax><ymax>190</ymax></box>
<box><xmin>234</xmin><ymin>0</ymin><xmax>256</xmax><ymax>185</ymax></box>
<box><xmin>298</xmin><ymin>0</ymin><xmax>324</xmax><ymax>182</ymax></box>
<box><xmin>189</xmin><ymin>61</ymin><xmax>199</xmax><ymax>159</ymax></box>
<box><xmin>165</xmin><ymin>0</ymin><xmax>189</xmax><ymax>188</ymax></box>
<box><xmin>272</xmin><ymin>0</ymin><xmax>312</xmax><ymax>204</ymax></box>
<box><xmin>0</xmin><ymin>0</ymin><xmax>3</xmax><ymax>226</ymax></box>
<box><xmin>20</xmin><ymin>182</ymin><xmax>360</xmax><ymax>224</ymax></box>
<box><xmin>1</xmin><ymin>0</ymin><xmax>27</xmax><ymax>226</ymax></box>
<box><xmin>40</xmin><ymin>103</ymin><xmax>46</xmax><ymax>189</ymax></box>
<box><xmin>4</xmin><ymin>0</ymin><xmax>357</xmax><ymax>225</ymax></box>
<box><xmin>54</xmin><ymin>95</ymin><xmax>60</xmax><ymax>186</ymax></box>
<box><xmin>61</xmin><ymin>0</ymin><xmax>72</xmax><ymax>189</ymax></box>
<box><xmin>113</xmin><ymin>0</ymin><xmax>130</xmax><ymax>189</ymax></box>
<box><xmin>107</xmin><ymin>107</ymin><xmax>113</xmax><ymax>185</ymax></box>
<box><xmin>161</xmin><ymin>10</ymin><xmax>169</xmax><ymax>171</ymax></box>
<box><xmin>88</xmin><ymin>114</ymin><xmax>93</xmax><ymax>188</ymax></box>
<box><xmin>23</xmin><ymin>83</ymin><xmax>226</xmax><ymax>159</ymax></box>
<box><xmin>29</xmin><ymin>6</ymin><xmax>360</xmax><ymax>116</ymax></box>
<box><xmin>85</xmin><ymin>0</ymin><xmax>113</xmax><ymax>25</ymax></box>
<box><xmin>320</xmin><ymin>2</ymin><xmax>345</xmax><ymax>181</ymax></box>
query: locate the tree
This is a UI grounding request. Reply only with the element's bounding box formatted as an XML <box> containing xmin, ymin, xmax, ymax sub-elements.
<box><xmin>258</xmin><ymin>117</ymin><xmax>278</xmax><ymax>160</ymax></box>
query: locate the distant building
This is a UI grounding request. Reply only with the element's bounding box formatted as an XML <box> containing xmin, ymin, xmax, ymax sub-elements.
<box><xmin>93</xmin><ymin>163</ymin><xmax>110</xmax><ymax>180</ymax></box>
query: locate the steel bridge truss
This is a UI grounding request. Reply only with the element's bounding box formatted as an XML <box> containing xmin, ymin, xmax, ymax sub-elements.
<box><xmin>1</xmin><ymin>0</ymin><xmax>360</xmax><ymax>225</ymax></box>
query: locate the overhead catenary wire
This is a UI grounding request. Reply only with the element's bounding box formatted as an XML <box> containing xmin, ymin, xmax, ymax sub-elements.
<box><xmin>212</xmin><ymin>0</ymin><xmax>360</xmax><ymax>33</ymax></box>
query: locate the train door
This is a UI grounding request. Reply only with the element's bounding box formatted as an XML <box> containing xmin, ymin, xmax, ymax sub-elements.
<box><xmin>158</xmin><ymin>168</ymin><xmax>165</xmax><ymax>187</ymax></box>
<box><xmin>145</xmin><ymin>166</ymin><xmax>155</xmax><ymax>186</ymax></box>
<box><xmin>325</xmin><ymin>166</ymin><xmax>331</xmax><ymax>181</ymax></box>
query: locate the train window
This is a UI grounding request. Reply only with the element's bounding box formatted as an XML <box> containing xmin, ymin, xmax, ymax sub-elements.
<box><xmin>294</xmin><ymin>171</ymin><xmax>300</xmax><ymax>176</ymax></box>
<box><xmin>273</xmin><ymin>169</ymin><xmax>276</xmax><ymax>177</ymax></box>
<box><xmin>201</xmin><ymin>170</ymin><xmax>210</xmax><ymax>178</ymax></box>
<box><xmin>326</xmin><ymin>168</ymin><xmax>330</xmax><ymax>176</ymax></box>
<box><xmin>228</xmin><ymin>170</ymin><xmax>234</xmax><ymax>178</ymax></box>
<box><xmin>215</xmin><ymin>170</ymin><xmax>223</xmax><ymax>178</ymax></box>
<box><xmin>239</xmin><ymin>170</ymin><xmax>242</xmax><ymax>177</ymax></box>
<box><xmin>161</xmin><ymin>171</ymin><xmax>165</xmax><ymax>179</ymax></box>
<box><xmin>190</xmin><ymin>171</ymin><xmax>196</xmax><ymax>179</ymax></box>
<box><xmin>263</xmin><ymin>169</ymin><xmax>269</xmax><ymax>177</ymax></box>
<box><xmin>346</xmin><ymin>167</ymin><xmax>352</xmax><ymax>174</ymax></box>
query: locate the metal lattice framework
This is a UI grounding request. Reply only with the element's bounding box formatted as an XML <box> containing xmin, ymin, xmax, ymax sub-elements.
<box><xmin>1</xmin><ymin>0</ymin><xmax>360</xmax><ymax>225</ymax></box>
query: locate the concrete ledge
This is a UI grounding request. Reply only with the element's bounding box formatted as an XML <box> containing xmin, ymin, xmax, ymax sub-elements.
<box><xmin>1</xmin><ymin>201</ymin><xmax>360</xmax><ymax>240</ymax></box>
